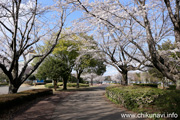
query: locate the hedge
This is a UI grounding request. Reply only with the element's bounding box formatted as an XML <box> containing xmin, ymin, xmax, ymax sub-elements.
<box><xmin>0</xmin><ymin>89</ymin><xmax>53</xmax><ymax>115</ymax></box>
<box><xmin>106</xmin><ymin>86</ymin><xmax>180</xmax><ymax>118</ymax></box>
<box><xmin>0</xmin><ymin>83</ymin><xmax>8</xmax><ymax>87</ymax></box>
<box><xmin>67</xmin><ymin>83</ymin><xmax>89</xmax><ymax>87</ymax></box>
<box><xmin>45</xmin><ymin>82</ymin><xmax>63</xmax><ymax>88</ymax></box>
<box><xmin>44</xmin><ymin>82</ymin><xmax>89</xmax><ymax>88</ymax></box>
<box><xmin>133</xmin><ymin>83</ymin><xmax>158</xmax><ymax>88</ymax></box>
<box><xmin>168</xmin><ymin>85</ymin><xmax>176</xmax><ymax>90</ymax></box>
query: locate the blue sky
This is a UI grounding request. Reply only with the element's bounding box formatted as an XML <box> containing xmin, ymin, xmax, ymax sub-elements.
<box><xmin>103</xmin><ymin>66</ymin><xmax>119</xmax><ymax>76</ymax></box>
<box><xmin>39</xmin><ymin>0</ymin><xmax>83</xmax><ymax>27</ymax></box>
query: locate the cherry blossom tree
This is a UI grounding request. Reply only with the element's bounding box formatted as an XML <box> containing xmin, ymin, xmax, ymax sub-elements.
<box><xmin>66</xmin><ymin>0</ymin><xmax>180</xmax><ymax>89</ymax></box>
<box><xmin>110</xmin><ymin>73</ymin><xmax>122</xmax><ymax>83</ymax></box>
<box><xmin>164</xmin><ymin>0</ymin><xmax>180</xmax><ymax>43</ymax></box>
<box><xmin>95</xmin><ymin>26</ymin><xmax>147</xmax><ymax>85</ymax></box>
<box><xmin>66</xmin><ymin>0</ymin><xmax>148</xmax><ymax>85</ymax></box>
<box><xmin>116</xmin><ymin>0</ymin><xmax>180</xmax><ymax>89</ymax></box>
<box><xmin>0</xmin><ymin>0</ymin><xmax>68</xmax><ymax>93</ymax></box>
<box><xmin>92</xmin><ymin>75</ymin><xmax>105</xmax><ymax>84</ymax></box>
<box><xmin>82</xmin><ymin>73</ymin><xmax>97</xmax><ymax>86</ymax></box>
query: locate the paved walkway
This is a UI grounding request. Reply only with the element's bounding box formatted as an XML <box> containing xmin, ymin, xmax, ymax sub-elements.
<box><xmin>0</xmin><ymin>84</ymin><xmax>46</xmax><ymax>94</ymax></box>
<box><xmin>13</xmin><ymin>85</ymin><xmax>143</xmax><ymax>120</ymax></box>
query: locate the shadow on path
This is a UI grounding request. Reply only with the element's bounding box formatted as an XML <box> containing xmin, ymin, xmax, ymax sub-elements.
<box><xmin>13</xmin><ymin>92</ymin><xmax>73</xmax><ymax>120</ymax></box>
<box><xmin>13</xmin><ymin>85</ymin><xmax>144</xmax><ymax>120</ymax></box>
<box><xmin>52</xmin><ymin>85</ymin><xmax>143</xmax><ymax>120</ymax></box>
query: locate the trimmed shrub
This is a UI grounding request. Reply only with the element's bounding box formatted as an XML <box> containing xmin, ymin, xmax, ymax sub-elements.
<box><xmin>133</xmin><ymin>83</ymin><xmax>158</xmax><ymax>88</ymax></box>
<box><xmin>67</xmin><ymin>83</ymin><xmax>89</xmax><ymax>87</ymax></box>
<box><xmin>0</xmin><ymin>89</ymin><xmax>52</xmax><ymax>115</ymax></box>
<box><xmin>67</xmin><ymin>83</ymin><xmax>77</xmax><ymax>87</ymax></box>
<box><xmin>44</xmin><ymin>82</ymin><xmax>63</xmax><ymax>88</ymax></box>
<box><xmin>0</xmin><ymin>83</ymin><xmax>8</xmax><ymax>86</ymax></box>
<box><xmin>79</xmin><ymin>83</ymin><xmax>89</xmax><ymax>87</ymax></box>
<box><xmin>45</xmin><ymin>82</ymin><xmax>89</xmax><ymax>88</ymax></box>
<box><xmin>168</xmin><ymin>85</ymin><xmax>176</xmax><ymax>90</ymax></box>
<box><xmin>106</xmin><ymin>86</ymin><xmax>180</xmax><ymax>118</ymax></box>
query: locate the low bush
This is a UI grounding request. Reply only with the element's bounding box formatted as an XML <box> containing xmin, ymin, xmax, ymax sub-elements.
<box><xmin>133</xmin><ymin>83</ymin><xmax>158</xmax><ymax>88</ymax></box>
<box><xmin>0</xmin><ymin>83</ymin><xmax>8</xmax><ymax>86</ymax></box>
<box><xmin>44</xmin><ymin>82</ymin><xmax>63</xmax><ymax>88</ymax></box>
<box><xmin>79</xmin><ymin>83</ymin><xmax>89</xmax><ymax>87</ymax></box>
<box><xmin>106</xmin><ymin>86</ymin><xmax>180</xmax><ymax>119</ymax></box>
<box><xmin>44</xmin><ymin>83</ymin><xmax>53</xmax><ymax>88</ymax></box>
<box><xmin>67</xmin><ymin>83</ymin><xmax>89</xmax><ymax>87</ymax></box>
<box><xmin>67</xmin><ymin>83</ymin><xmax>76</xmax><ymax>87</ymax></box>
<box><xmin>45</xmin><ymin>82</ymin><xmax>89</xmax><ymax>88</ymax></box>
<box><xmin>0</xmin><ymin>89</ymin><xmax>52</xmax><ymax>115</ymax></box>
<box><xmin>168</xmin><ymin>85</ymin><xmax>176</xmax><ymax>90</ymax></box>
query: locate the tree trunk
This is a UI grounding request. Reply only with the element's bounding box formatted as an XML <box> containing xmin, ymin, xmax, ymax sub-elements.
<box><xmin>121</xmin><ymin>71</ymin><xmax>128</xmax><ymax>85</ymax></box>
<box><xmin>53</xmin><ymin>79</ymin><xmax>57</xmax><ymax>91</ymax></box>
<box><xmin>76</xmin><ymin>70</ymin><xmax>83</xmax><ymax>88</ymax></box>
<box><xmin>174</xmin><ymin>28</ymin><xmax>180</xmax><ymax>88</ymax></box>
<box><xmin>174</xmin><ymin>29</ymin><xmax>180</xmax><ymax>89</ymax></box>
<box><xmin>174</xmin><ymin>28</ymin><xmax>180</xmax><ymax>43</ymax></box>
<box><xmin>76</xmin><ymin>72</ymin><xmax>81</xmax><ymax>88</ymax></box>
<box><xmin>76</xmin><ymin>72</ymin><xmax>79</xmax><ymax>88</ymax></box>
<box><xmin>91</xmin><ymin>75</ymin><xmax>93</xmax><ymax>86</ymax></box>
<box><xmin>77</xmin><ymin>78</ymin><xmax>79</xmax><ymax>88</ymax></box>
<box><xmin>63</xmin><ymin>79</ymin><xmax>67</xmax><ymax>90</ymax></box>
<box><xmin>77</xmin><ymin>80</ymin><xmax>79</xmax><ymax>88</ymax></box>
<box><xmin>8</xmin><ymin>82</ymin><xmax>20</xmax><ymax>94</ymax></box>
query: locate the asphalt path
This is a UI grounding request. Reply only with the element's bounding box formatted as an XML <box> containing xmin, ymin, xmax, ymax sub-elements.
<box><xmin>13</xmin><ymin>85</ymin><xmax>144</xmax><ymax>120</ymax></box>
<box><xmin>52</xmin><ymin>85</ymin><xmax>142</xmax><ymax>120</ymax></box>
<box><xmin>0</xmin><ymin>85</ymin><xmax>38</xmax><ymax>94</ymax></box>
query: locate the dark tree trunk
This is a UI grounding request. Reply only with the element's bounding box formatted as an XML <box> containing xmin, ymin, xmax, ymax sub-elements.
<box><xmin>63</xmin><ymin>79</ymin><xmax>67</xmax><ymax>90</ymax></box>
<box><xmin>76</xmin><ymin>70</ymin><xmax>83</xmax><ymax>88</ymax></box>
<box><xmin>174</xmin><ymin>28</ymin><xmax>180</xmax><ymax>43</ymax></box>
<box><xmin>77</xmin><ymin>79</ymin><xmax>79</xmax><ymax>88</ymax></box>
<box><xmin>121</xmin><ymin>71</ymin><xmax>128</xmax><ymax>85</ymax></box>
<box><xmin>77</xmin><ymin>74</ymin><xmax>80</xmax><ymax>88</ymax></box>
<box><xmin>8</xmin><ymin>82</ymin><xmax>20</xmax><ymax>94</ymax></box>
<box><xmin>91</xmin><ymin>76</ymin><xmax>93</xmax><ymax>86</ymax></box>
<box><xmin>53</xmin><ymin>79</ymin><xmax>57</xmax><ymax>91</ymax></box>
